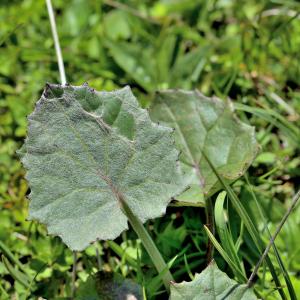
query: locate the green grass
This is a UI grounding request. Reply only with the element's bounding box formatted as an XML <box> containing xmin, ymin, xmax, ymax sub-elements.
<box><xmin>1</xmin><ymin>0</ymin><xmax>300</xmax><ymax>299</ymax></box>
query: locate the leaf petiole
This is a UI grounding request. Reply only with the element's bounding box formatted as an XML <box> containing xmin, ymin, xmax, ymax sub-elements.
<box><xmin>121</xmin><ymin>200</ymin><xmax>174</xmax><ymax>292</ymax></box>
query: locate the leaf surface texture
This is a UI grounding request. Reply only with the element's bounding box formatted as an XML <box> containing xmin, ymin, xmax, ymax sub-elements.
<box><xmin>21</xmin><ymin>84</ymin><xmax>185</xmax><ymax>250</ymax></box>
<box><xmin>170</xmin><ymin>261</ymin><xmax>257</xmax><ymax>300</ymax></box>
<box><xmin>151</xmin><ymin>90</ymin><xmax>259</xmax><ymax>204</ymax></box>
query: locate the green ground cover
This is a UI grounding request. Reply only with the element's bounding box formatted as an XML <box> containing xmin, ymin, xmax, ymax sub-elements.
<box><xmin>0</xmin><ymin>0</ymin><xmax>300</xmax><ymax>299</ymax></box>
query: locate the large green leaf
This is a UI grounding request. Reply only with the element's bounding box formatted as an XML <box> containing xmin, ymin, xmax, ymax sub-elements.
<box><xmin>150</xmin><ymin>90</ymin><xmax>259</xmax><ymax>205</ymax></box>
<box><xmin>170</xmin><ymin>261</ymin><xmax>257</xmax><ymax>300</ymax></box>
<box><xmin>20</xmin><ymin>84</ymin><xmax>185</xmax><ymax>250</ymax></box>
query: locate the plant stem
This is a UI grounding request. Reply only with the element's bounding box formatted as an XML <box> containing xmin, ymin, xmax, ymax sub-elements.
<box><xmin>205</xmin><ymin>197</ymin><xmax>214</xmax><ymax>263</ymax></box>
<box><xmin>121</xmin><ymin>200</ymin><xmax>174</xmax><ymax>292</ymax></box>
<box><xmin>45</xmin><ymin>0</ymin><xmax>67</xmax><ymax>85</ymax></box>
<box><xmin>71</xmin><ymin>251</ymin><xmax>77</xmax><ymax>299</ymax></box>
<box><xmin>194</xmin><ymin>162</ymin><xmax>215</xmax><ymax>263</ymax></box>
<box><xmin>247</xmin><ymin>189</ymin><xmax>300</xmax><ymax>287</ymax></box>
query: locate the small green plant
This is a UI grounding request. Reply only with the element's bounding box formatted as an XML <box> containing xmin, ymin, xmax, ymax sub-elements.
<box><xmin>19</xmin><ymin>81</ymin><xmax>263</xmax><ymax>298</ymax></box>
<box><xmin>20</xmin><ymin>83</ymin><xmax>186</xmax><ymax>291</ymax></box>
<box><xmin>1</xmin><ymin>0</ymin><xmax>299</xmax><ymax>299</ymax></box>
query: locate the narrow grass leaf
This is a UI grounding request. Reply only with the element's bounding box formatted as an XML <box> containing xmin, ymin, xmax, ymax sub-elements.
<box><xmin>215</xmin><ymin>191</ymin><xmax>246</xmax><ymax>281</ymax></box>
<box><xmin>204</xmin><ymin>226</ymin><xmax>247</xmax><ymax>282</ymax></box>
<box><xmin>244</xmin><ymin>174</ymin><xmax>296</xmax><ymax>300</ymax></box>
<box><xmin>202</xmin><ymin>152</ymin><xmax>287</xmax><ymax>300</ymax></box>
<box><xmin>2</xmin><ymin>255</ymin><xmax>31</xmax><ymax>289</ymax></box>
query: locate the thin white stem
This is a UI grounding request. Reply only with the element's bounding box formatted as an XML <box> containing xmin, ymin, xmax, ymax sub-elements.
<box><xmin>46</xmin><ymin>0</ymin><xmax>67</xmax><ymax>85</ymax></box>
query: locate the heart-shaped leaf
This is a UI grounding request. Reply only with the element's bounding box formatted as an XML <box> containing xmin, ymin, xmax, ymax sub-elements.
<box><xmin>20</xmin><ymin>84</ymin><xmax>185</xmax><ymax>250</ymax></box>
<box><xmin>150</xmin><ymin>90</ymin><xmax>259</xmax><ymax>205</ymax></box>
<box><xmin>170</xmin><ymin>261</ymin><xmax>257</xmax><ymax>300</ymax></box>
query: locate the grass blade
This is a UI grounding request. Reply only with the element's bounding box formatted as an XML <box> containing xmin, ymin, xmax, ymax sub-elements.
<box><xmin>0</xmin><ymin>240</ymin><xmax>30</xmax><ymax>276</ymax></box>
<box><xmin>202</xmin><ymin>151</ymin><xmax>287</xmax><ymax>299</ymax></box>
<box><xmin>247</xmin><ymin>189</ymin><xmax>300</xmax><ymax>300</ymax></box>
<box><xmin>0</xmin><ymin>282</ymin><xmax>9</xmax><ymax>299</ymax></box>
<box><xmin>244</xmin><ymin>174</ymin><xmax>297</xmax><ymax>299</ymax></box>
<box><xmin>204</xmin><ymin>226</ymin><xmax>247</xmax><ymax>281</ymax></box>
<box><xmin>2</xmin><ymin>255</ymin><xmax>30</xmax><ymax>288</ymax></box>
<box><xmin>146</xmin><ymin>255</ymin><xmax>178</xmax><ymax>295</ymax></box>
<box><xmin>234</xmin><ymin>103</ymin><xmax>300</xmax><ymax>144</ymax></box>
<box><xmin>214</xmin><ymin>191</ymin><xmax>246</xmax><ymax>281</ymax></box>
<box><xmin>107</xmin><ymin>240</ymin><xmax>139</xmax><ymax>269</ymax></box>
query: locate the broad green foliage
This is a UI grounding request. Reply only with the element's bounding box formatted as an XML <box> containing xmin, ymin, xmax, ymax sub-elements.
<box><xmin>2</xmin><ymin>0</ymin><xmax>300</xmax><ymax>298</ymax></box>
<box><xmin>20</xmin><ymin>84</ymin><xmax>185</xmax><ymax>250</ymax></box>
<box><xmin>151</xmin><ymin>90</ymin><xmax>259</xmax><ymax>204</ymax></box>
<box><xmin>76</xmin><ymin>271</ymin><xmax>142</xmax><ymax>300</ymax></box>
<box><xmin>170</xmin><ymin>261</ymin><xmax>257</xmax><ymax>300</ymax></box>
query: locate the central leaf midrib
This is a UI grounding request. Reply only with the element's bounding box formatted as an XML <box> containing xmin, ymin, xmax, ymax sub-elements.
<box><xmin>160</xmin><ymin>100</ymin><xmax>205</xmax><ymax>189</ymax></box>
<box><xmin>161</xmin><ymin>101</ymin><xmax>196</xmax><ymax>166</ymax></box>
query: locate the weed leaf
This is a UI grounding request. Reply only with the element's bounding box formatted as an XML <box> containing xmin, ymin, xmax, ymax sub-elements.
<box><xmin>151</xmin><ymin>90</ymin><xmax>259</xmax><ymax>204</ymax></box>
<box><xmin>20</xmin><ymin>84</ymin><xmax>186</xmax><ymax>250</ymax></box>
<box><xmin>170</xmin><ymin>261</ymin><xmax>257</xmax><ymax>300</ymax></box>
